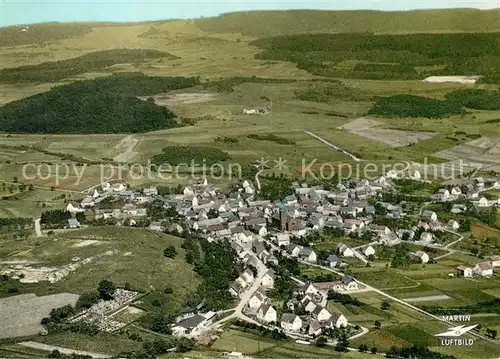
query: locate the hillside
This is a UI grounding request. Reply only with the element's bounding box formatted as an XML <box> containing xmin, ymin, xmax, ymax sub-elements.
<box><xmin>0</xmin><ymin>73</ymin><xmax>200</xmax><ymax>134</ymax></box>
<box><xmin>195</xmin><ymin>9</ymin><xmax>500</xmax><ymax>36</ymax></box>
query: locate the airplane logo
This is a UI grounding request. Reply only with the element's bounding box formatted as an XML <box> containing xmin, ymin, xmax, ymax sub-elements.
<box><xmin>435</xmin><ymin>325</ymin><xmax>478</xmax><ymax>337</ymax></box>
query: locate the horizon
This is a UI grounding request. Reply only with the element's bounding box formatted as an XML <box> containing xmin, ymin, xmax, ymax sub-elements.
<box><xmin>1</xmin><ymin>0</ymin><xmax>499</xmax><ymax>27</ymax></box>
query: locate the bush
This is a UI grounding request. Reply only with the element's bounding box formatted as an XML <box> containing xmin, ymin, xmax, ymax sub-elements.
<box><xmin>151</xmin><ymin>146</ymin><xmax>231</xmax><ymax>166</ymax></box>
<box><xmin>98</xmin><ymin>279</ymin><xmax>116</xmax><ymax>300</ymax></box>
<box><xmin>247</xmin><ymin>133</ymin><xmax>295</xmax><ymax>145</ymax></box>
<box><xmin>163</xmin><ymin>245</ymin><xmax>178</xmax><ymax>258</ymax></box>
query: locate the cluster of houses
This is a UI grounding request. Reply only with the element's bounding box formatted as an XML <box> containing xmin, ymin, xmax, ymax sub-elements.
<box><xmin>431</xmin><ymin>177</ymin><xmax>500</xmax><ymax>208</ymax></box>
<box><xmin>456</xmin><ymin>256</ymin><xmax>500</xmax><ymax>278</ymax></box>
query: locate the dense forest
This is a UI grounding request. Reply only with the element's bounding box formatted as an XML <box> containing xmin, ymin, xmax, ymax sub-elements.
<box><xmin>0</xmin><ymin>73</ymin><xmax>200</xmax><ymax>134</ymax></box>
<box><xmin>151</xmin><ymin>146</ymin><xmax>231</xmax><ymax>166</ymax></box>
<box><xmin>251</xmin><ymin>33</ymin><xmax>500</xmax><ymax>80</ymax></box>
<box><xmin>368</xmin><ymin>94</ymin><xmax>464</xmax><ymax>118</ymax></box>
<box><xmin>445</xmin><ymin>89</ymin><xmax>500</xmax><ymax>110</ymax></box>
<box><xmin>0</xmin><ymin>49</ymin><xmax>178</xmax><ymax>83</ymax></box>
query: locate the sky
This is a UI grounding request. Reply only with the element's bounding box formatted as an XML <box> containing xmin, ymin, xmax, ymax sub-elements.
<box><xmin>1</xmin><ymin>0</ymin><xmax>499</xmax><ymax>27</ymax></box>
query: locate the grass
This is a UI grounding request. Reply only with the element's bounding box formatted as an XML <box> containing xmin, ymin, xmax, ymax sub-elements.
<box><xmin>353</xmin><ymin>269</ymin><xmax>419</xmax><ymax>290</ymax></box>
<box><xmin>0</xmin><ymin>227</ymin><xmax>200</xmax><ymax>312</ymax></box>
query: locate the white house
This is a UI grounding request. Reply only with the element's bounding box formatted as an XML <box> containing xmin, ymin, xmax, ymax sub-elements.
<box><xmin>412</xmin><ymin>251</ymin><xmax>430</xmax><ymax>264</ymax></box>
<box><xmin>456</xmin><ymin>265</ymin><xmax>473</xmax><ymax>278</ymax></box>
<box><xmin>473</xmin><ymin>262</ymin><xmax>493</xmax><ymax>277</ymax></box>
<box><xmin>288</xmin><ymin>244</ymin><xmax>302</xmax><ymax>257</ymax></box>
<box><xmin>447</xmin><ymin>220</ymin><xmax>460</xmax><ymax>231</ymax></box>
<box><xmin>451</xmin><ymin>204</ymin><xmax>467</xmax><ymax>213</ymax></box>
<box><xmin>88</xmin><ymin>188</ymin><xmax>99</xmax><ymax>198</ymax></box>
<box><xmin>437</xmin><ymin>189</ymin><xmax>450</xmax><ymax>201</ymax></box>
<box><xmin>420</xmin><ymin>232</ymin><xmax>434</xmax><ymax>244</ymax></box>
<box><xmin>477</xmin><ymin>197</ymin><xmax>490</xmax><ymax>207</ymax></box>
<box><xmin>342</xmin><ymin>276</ymin><xmax>359</xmax><ymax>291</ymax></box>
<box><xmin>298</xmin><ymin>247</ymin><xmax>317</xmax><ymax>263</ymax></box>
<box><xmin>451</xmin><ymin>186</ymin><xmax>462</xmax><ymax>196</ymax></box>
<box><xmin>241</xmin><ymin>268</ymin><xmax>254</xmax><ymax>285</ymax></box>
<box><xmin>327</xmin><ymin>254</ymin><xmax>340</xmax><ymax>268</ymax></box>
<box><xmin>277</xmin><ymin>233</ymin><xmax>291</xmax><ymax>247</ymax></box>
<box><xmin>363</xmin><ymin>246</ymin><xmax>375</xmax><ymax>257</ymax></box>
<box><xmin>327</xmin><ymin>313</ymin><xmax>348</xmax><ymax>328</ymax></box>
<box><xmin>257</xmin><ymin>304</ymin><xmax>277</xmax><ymax>323</ymax></box>
<box><xmin>66</xmin><ymin>202</ymin><xmax>84</xmax><ymax>214</ymax></box>
<box><xmin>308</xmin><ymin>319</ymin><xmax>322</xmax><ymax>336</ymax></box>
<box><xmin>101</xmin><ymin>182</ymin><xmax>111</xmax><ymax>192</ymax></box>
<box><xmin>299</xmin><ymin>283</ymin><xmax>318</xmax><ymax>296</ymax></box>
<box><xmin>410</xmin><ymin>170</ymin><xmax>421</xmax><ymax>180</ymax></box>
<box><xmin>490</xmin><ymin>255</ymin><xmax>500</xmax><ymax>267</ymax></box>
<box><xmin>312</xmin><ymin>306</ymin><xmax>331</xmax><ymax>322</ymax></box>
<box><xmin>337</xmin><ymin>243</ymin><xmax>354</xmax><ymax>257</ymax></box>
<box><xmin>112</xmin><ymin>183</ymin><xmax>126</xmax><ymax>192</ymax></box>
<box><xmin>280</xmin><ymin>314</ymin><xmax>302</xmax><ymax>332</ymax></box>
<box><xmin>303</xmin><ymin>299</ymin><xmax>317</xmax><ymax>313</ymax></box>
<box><xmin>249</xmin><ymin>291</ymin><xmax>268</xmax><ymax>309</ymax></box>
<box><xmin>261</xmin><ymin>270</ymin><xmax>275</xmax><ymax>288</ymax></box>
<box><xmin>422</xmin><ymin>210</ymin><xmax>438</xmax><ymax>221</ymax></box>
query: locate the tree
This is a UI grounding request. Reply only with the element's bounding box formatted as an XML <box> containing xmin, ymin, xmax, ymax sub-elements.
<box><xmin>358</xmin><ymin>344</ymin><xmax>368</xmax><ymax>352</ymax></box>
<box><xmin>164</xmin><ymin>286</ymin><xmax>173</xmax><ymax>294</ymax></box>
<box><xmin>163</xmin><ymin>245</ymin><xmax>178</xmax><ymax>258</ymax></box>
<box><xmin>371</xmin><ymin>346</ymin><xmax>377</xmax><ymax>354</ymax></box>
<box><xmin>381</xmin><ymin>300</ymin><xmax>391</xmax><ymax>310</ymax></box>
<box><xmin>374</xmin><ymin>320</ymin><xmax>381</xmax><ymax>329</ymax></box>
<box><xmin>177</xmin><ymin>337</ymin><xmax>195</xmax><ymax>352</ymax></box>
<box><xmin>334</xmin><ymin>332</ymin><xmax>349</xmax><ymax>352</ymax></box>
<box><xmin>207</xmin><ymin>208</ymin><xmax>219</xmax><ymax>219</ymax></box>
<box><xmin>315</xmin><ymin>336</ymin><xmax>327</xmax><ymax>347</ymax></box>
<box><xmin>486</xmin><ymin>328</ymin><xmax>497</xmax><ymax>339</ymax></box>
<box><xmin>98</xmin><ymin>279</ymin><xmax>116</xmax><ymax>300</ymax></box>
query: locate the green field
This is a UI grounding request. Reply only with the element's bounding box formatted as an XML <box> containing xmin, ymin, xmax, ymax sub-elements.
<box><xmin>0</xmin><ymin>227</ymin><xmax>200</xmax><ymax>311</ymax></box>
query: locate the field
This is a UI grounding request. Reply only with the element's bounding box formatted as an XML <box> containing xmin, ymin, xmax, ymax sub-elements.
<box><xmin>0</xmin><ymin>227</ymin><xmax>200</xmax><ymax>311</ymax></box>
<box><xmin>0</xmin><ymin>293</ymin><xmax>80</xmax><ymax>339</ymax></box>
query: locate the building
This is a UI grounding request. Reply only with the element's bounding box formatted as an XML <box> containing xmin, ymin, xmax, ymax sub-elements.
<box><xmin>249</xmin><ymin>291</ymin><xmax>268</xmax><ymax>309</ymax></box>
<box><xmin>456</xmin><ymin>266</ymin><xmax>473</xmax><ymax>278</ymax></box>
<box><xmin>298</xmin><ymin>283</ymin><xmax>318</xmax><ymax>296</ymax></box>
<box><xmin>261</xmin><ymin>270</ymin><xmax>275</xmax><ymax>288</ymax></box>
<box><xmin>490</xmin><ymin>255</ymin><xmax>500</xmax><ymax>267</ymax></box>
<box><xmin>312</xmin><ymin>306</ymin><xmax>331</xmax><ymax>322</ymax></box>
<box><xmin>257</xmin><ymin>304</ymin><xmax>277</xmax><ymax>323</ymax></box>
<box><xmin>420</xmin><ymin>232</ymin><xmax>434</xmax><ymax>244</ymax></box>
<box><xmin>422</xmin><ymin>210</ymin><xmax>438</xmax><ymax>221</ymax></box>
<box><xmin>473</xmin><ymin>262</ymin><xmax>493</xmax><ymax>277</ymax></box>
<box><xmin>447</xmin><ymin>220</ymin><xmax>460</xmax><ymax>231</ymax></box>
<box><xmin>326</xmin><ymin>254</ymin><xmax>340</xmax><ymax>268</ymax></box>
<box><xmin>280</xmin><ymin>313</ymin><xmax>302</xmax><ymax>332</ymax></box>
<box><xmin>298</xmin><ymin>247</ymin><xmax>317</xmax><ymax>263</ymax></box>
<box><xmin>67</xmin><ymin>218</ymin><xmax>80</xmax><ymax>228</ymax></box>
<box><xmin>337</xmin><ymin>243</ymin><xmax>354</xmax><ymax>257</ymax></box>
<box><xmin>342</xmin><ymin>276</ymin><xmax>359</xmax><ymax>291</ymax></box>
<box><xmin>412</xmin><ymin>251</ymin><xmax>430</xmax><ymax>264</ymax></box>
<box><xmin>277</xmin><ymin>233</ymin><xmax>291</xmax><ymax>247</ymax></box>
<box><xmin>308</xmin><ymin>319</ymin><xmax>323</xmax><ymax>336</ymax></box>
<box><xmin>363</xmin><ymin>246</ymin><xmax>375</xmax><ymax>257</ymax></box>
<box><xmin>326</xmin><ymin>312</ymin><xmax>348</xmax><ymax>328</ymax></box>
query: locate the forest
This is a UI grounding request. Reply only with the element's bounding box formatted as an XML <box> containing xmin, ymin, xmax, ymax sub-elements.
<box><xmin>368</xmin><ymin>94</ymin><xmax>464</xmax><ymax>118</ymax></box>
<box><xmin>251</xmin><ymin>33</ymin><xmax>500</xmax><ymax>80</ymax></box>
<box><xmin>445</xmin><ymin>88</ymin><xmax>500</xmax><ymax>110</ymax></box>
<box><xmin>0</xmin><ymin>73</ymin><xmax>200</xmax><ymax>134</ymax></box>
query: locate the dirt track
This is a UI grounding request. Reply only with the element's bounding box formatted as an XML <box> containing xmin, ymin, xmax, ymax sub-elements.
<box><xmin>19</xmin><ymin>341</ymin><xmax>110</xmax><ymax>358</ymax></box>
<box><xmin>113</xmin><ymin>135</ymin><xmax>139</xmax><ymax>163</ymax></box>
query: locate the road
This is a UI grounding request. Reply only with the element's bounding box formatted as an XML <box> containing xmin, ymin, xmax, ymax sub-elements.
<box><xmin>303</xmin><ymin>130</ymin><xmax>361</xmax><ymax>162</ymax></box>
<box><xmin>261</xmin><ymin>237</ymin><xmax>498</xmax><ymax>345</ymax></box>
<box><xmin>19</xmin><ymin>341</ymin><xmax>110</xmax><ymax>358</ymax></box>
<box><xmin>255</xmin><ymin>169</ymin><xmax>262</xmax><ymax>192</ymax></box>
<box><xmin>33</xmin><ymin>218</ymin><xmax>42</xmax><ymax>237</ymax></box>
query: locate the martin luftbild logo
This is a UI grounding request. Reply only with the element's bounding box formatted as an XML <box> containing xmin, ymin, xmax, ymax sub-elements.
<box><xmin>435</xmin><ymin>324</ymin><xmax>477</xmax><ymax>346</ymax></box>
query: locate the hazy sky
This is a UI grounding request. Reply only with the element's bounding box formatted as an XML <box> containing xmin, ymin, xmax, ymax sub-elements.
<box><xmin>1</xmin><ymin>0</ymin><xmax>498</xmax><ymax>27</ymax></box>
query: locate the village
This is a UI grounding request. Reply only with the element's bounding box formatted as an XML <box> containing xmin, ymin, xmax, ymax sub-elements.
<box><xmin>51</xmin><ymin>168</ymin><xmax>500</xmax><ymax>345</ymax></box>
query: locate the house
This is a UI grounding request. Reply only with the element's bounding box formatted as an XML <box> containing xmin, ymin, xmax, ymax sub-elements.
<box><xmin>66</xmin><ymin>202</ymin><xmax>84</xmax><ymax>214</ymax></box>
<box><xmin>451</xmin><ymin>186</ymin><xmax>462</xmax><ymax>196</ymax></box>
<box><xmin>280</xmin><ymin>314</ymin><xmax>302</xmax><ymax>332</ymax></box>
<box><xmin>456</xmin><ymin>265</ymin><xmax>473</xmax><ymax>278</ymax></box>
<box><xmin>437</xmin><ymin>189</ymin><xmax>450</xmax><ymax>201</ymax></box>
<box><xmin>101</xmin><ymin>182</ymin><xmax>111</xmax><ymax>192</ymax></box>
<box><xmin>119</xmin><ymin>190</ymin><xmax>135</xmax><ymax>201</ymax></box>
<box><xmin>312</xmin><ymin>306</ymin><xmax>331</xmax><ymax>322</ymax></box>
<box><xmin>298</xmin><ymin>247</ymin><xmax>317</xmax><ymax>263</ymax></box>
<box><xmin>257</xmin><ymin>304</ymin><xmax>277</xmax><ymax>323</ymax></box>
<box><xmin>412</xmin><ymin>251</ymin><xmax>430</xmax><ymax>264</ymax></box>
<box><xmin>229</xmin><ymin>280</ymin><xmax>245</xmax><ymax>297</ymax></box>
<box><xmin>249</xmin><ymin>291</ymin><xmax>268</xmax><ymax>309</ymax></box>
<box><xmin>303</xmin><ymin>298</ymin><xmax>317</xmax><ymax>313</ymax></box>
<box><xmin>88</xmin><ymin>188</ymin><xmax>99</xmax><ymax>198</ymax></box>
<box><xmin>261</xmin><ymin>270</ymin><xmax>275</xmax><ymax>288</ymax></box>
<box><xmin>143</xmin><ymin>186</ymin><xmax>158</xmax><ymax>197</ymax></box>
<box><xmin>113</xmin><ymin>183</ymin><xmax>126</xmax><ymax>192</ymax></box>
<box><xmin>337</xmin><ymin>243</ymin><xmax>354</xmax><ymax>257</ymax></box>
<box><xmin>422</xmin><ymin>210</ymin><xmax>438</xmax><ymax>221</ymax></box>
<box><xmin>149</xmin><ymin>222</ymin><xmax>163</xmax><ymax>231</ymax></box>
<box><xmin>326</xmin><ymin>254</ymin><xmax>340</xmax><ymax>268</ymax></box>
<box><xmin>288</xmin><ymin>244</ymin><xmax>302</xmax><ymax>257</ymax></box>
<box><xmin>489</xmin><ymin>255</ymin><xmax>500</xmax><ymax>267</ymax></box>
<box><xmin>475</xmin><ymin>177</ymin><xmax>485</xmax><ymax>188</ymax></box>
<box><xmin>308</xmin><ymin>319</ymin><xmax>323</xmax><ymax>336</ymax></box>
<box><xmin>67</xmin><ymin>218</ymin><xmax>80</xmax><ymax>228</ymax></box>
<box><xmin>172</xmin><ymin>314</ymin><xmax>206</xmax><ymax>336</ymax></box>
<box><xmin>298</xmin><ymin>283</ymin><xmax>318</xmax><ymax>296</ymax></box>
<box><xmin>420</xmin><ymin>232</ymin><xmax>434</xmax><ymax>244</ymax></box>
<box><xmin>277</xmin><ymin>233</ymin><xmax>291</xmax><ymax>247</ymax></box>
<box><xmin>363</xmin><ymin>246</ymin><xmax>375</xmax><ymax>257</ymax></box>
<box><xmin>473</xmin><ymin>262</ymin><xmax>493</xmax><ymax>277</ymax></box>
<box><xmin>477</xmin><ymin>197</ymin><xmax>490</xmax><ymax>207</ymax></box>
<box><xmin>241</xmin><ymin>268</ymin><xmax>254</xmax><ymax>285</ymax></box>
<box><xmin>451</xmin><ymin>204</ymin><xmax>467</xmax><ymax>213</ymax></box>
<box><xmin>326</xmin><ymin>312</ymin><xmax>348</xmax><ymax>329</ymax></box>
<box><xmin>284</xmin><ymin>195</ymin><xmax>298</xmax><ymax>206</ymax></box>
<box><xmin>342</xmin><ymin>276</ymin><xmax>359</xmax><ymax>291</ymax></box>
<box><xmin>447</xmin><ymin>220</ymin><xmax>460</xmax><ymax>231</ymax></box>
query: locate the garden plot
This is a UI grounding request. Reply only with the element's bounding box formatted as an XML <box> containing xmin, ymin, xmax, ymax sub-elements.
<box><xmin>433</xmin><ymin>137</ymin><xmax>500</xmax><ymax>172</ymax></box>
<box><xmin>338</xmin><ymin>117</ymin><xmax>437</xmax><ymax>147</ymax></box>
<box><xmin>0</xmin><ymin>293</ymin><xmax>80</xmax><ymax>339</ymax></box>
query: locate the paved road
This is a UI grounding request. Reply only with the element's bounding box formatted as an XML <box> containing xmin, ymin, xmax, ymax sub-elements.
<box><xmin>19</xmin><ymin>341</ymin><xmax>110</xmax><ymax>358</ymax></box>
<box><xmin>33</xmin><ymin>218</ymin><xmax>42</xmax><ymax>237</ymax></box>
<box><xmin>303</xmin><ymin>130</ymin><xmax>361</xmax><ymax>162</ymax></box>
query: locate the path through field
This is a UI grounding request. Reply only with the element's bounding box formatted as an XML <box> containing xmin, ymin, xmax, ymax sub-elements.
<box><xmin>18</xmin><ymin>342</ymin><xmax>110</xmax><ymax>358</ymax></box>
<box><xmin>303</xmin><ymin>129</ymin><xmax>361</xmax><ymax>162</ymax></box>
<box><xmin>113</xmin><ymin>135</ymin><xmax>139</xmax><ymax>163</ymax></box>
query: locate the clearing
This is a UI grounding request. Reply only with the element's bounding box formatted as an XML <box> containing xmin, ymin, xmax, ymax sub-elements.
<box><xmin>143</xmin><ymin>92</ymin><xmax>218</xmax><ymax>106</ymax></box>
<box><xmin>0</xmin><ymin>293</ymin><xmax>80</xmax><ymax>338</ymax></box>
<box><xmin>423</xmin><ymin>76</ymin><xmax>479</xmax><ymax>84</ymax></box>
<box><xmin>113</xmin><ymin>135</ymin><xmax>139</xmax><ymax>163</ymax></box>
<box><xmin>338</xmin><ymin>117</ymin><xmax>438</xmax><ymax>148</ymax></box>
